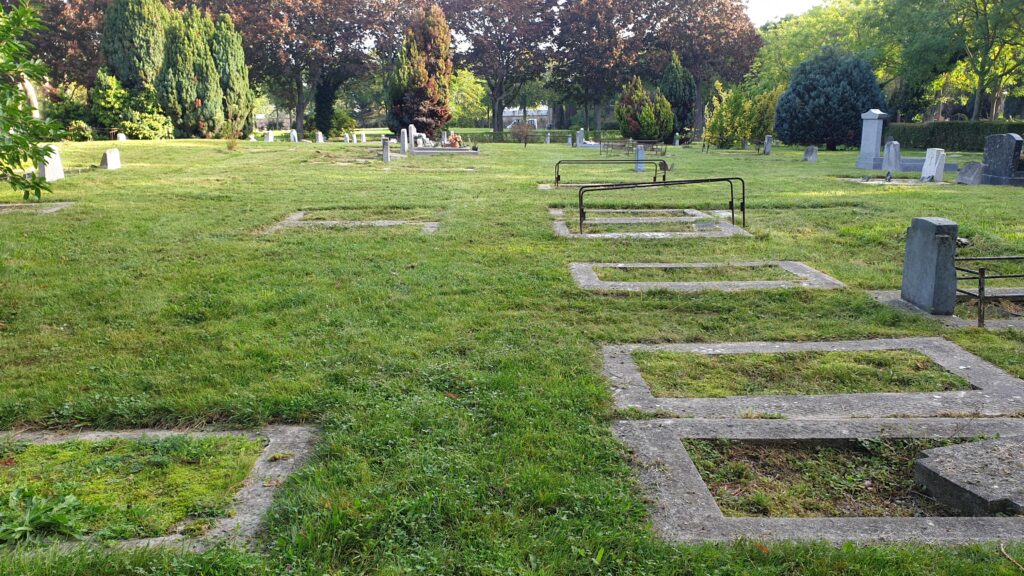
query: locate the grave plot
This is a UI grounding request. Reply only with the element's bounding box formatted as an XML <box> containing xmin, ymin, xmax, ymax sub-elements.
<box><xmin>840</xmin><ymin>177</ymin><xmax>949</xmax><ymax>186</ymax></box>
<box><xmin>570</xmin><ymin>261</ymin><xmax>845</xmax><ymax>293</ymax></box>
<box><xmin>0</xmin><ymin>425</ymin><xmax>314</xmax><ymax>550</ymax></box>
<box><xmin>604</xmin><ymin>338</ymin><xmax>1024</xmax><ymax>418</ymax></box>
<box><xmin>870</xmin><ymin>290</ymin><xmax>1024</xmax><ymax>330</ymax></box>
<box><xmin>549</xmin><ymin>208</ymin><xmax>751</xmax><ymax>239</ymax></box>
<box><xmin>0</xmin><ymin>202</ymin><xmax>74</xmax><ymax>215</ymax></box>
<box><xmin>262</xmin><ymin>208</ymin><xmax>441</xmax><ymax>235</ymax></box>
<box><xmin>613</xmin><ymin>417</ymin><xmax>1024</xmax><ymax>543</ymax></box>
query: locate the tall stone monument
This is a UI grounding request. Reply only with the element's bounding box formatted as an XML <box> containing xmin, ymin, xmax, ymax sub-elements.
<box><xmin>901</xmin><ymin>217</ymin><xmax>959</xmax><ymax>315</ymax></box>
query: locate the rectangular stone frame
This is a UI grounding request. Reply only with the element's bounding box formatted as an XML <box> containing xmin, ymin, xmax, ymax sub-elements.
<box><xmin>0</xmin><ymin>202</ymin><xmax>74</xmax><ymax>215</ymax></box>
<box><xmin>613</xmin><ymin>417</ymin><xmax>1024</xmax><ymax>543</ymax></box>
<box><xmin>570</xmin><ymin>262</ymin><xmax>845</xmax><ymax>293</ymax></box>
<box><xmin>549</xmin><ymin>208</ymin><xmax>752</xmax><ymax>239</ymax></box>
<box><xmin>262</xmin><ymin>211</ymin><xmax>440</xmax><ymax>235</ymax></box>
<box><xmin>870</xmin><ymin>290</ymin><xmax>1024</xmax><ymax>331</ymax></box>
<box><xmin>604</xmin><ymin>338</ymin><xmax>1024</xmax><ymax>418</ymax></box>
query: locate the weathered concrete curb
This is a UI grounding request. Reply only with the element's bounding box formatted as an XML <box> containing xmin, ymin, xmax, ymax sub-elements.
<box><xmin>614</xmin><ymin>418</ymin><xmax>1024</xmax><ymax>543</ymax></box>
<box><xmin>261</xmin><ymin>211</ymin><xmax>440</xmax><ymax>235</ymax></box>
<box><xmin>570</xmin><ymin>261</ymin><xmax>845</xmax><ymax>293</ymax></box>
<box><xmin>604</xmin><ymin>338</ymin><xmax>1024</xmax><ymax>419</ymax></box>
<box><xmin>0</xmin><ymin>202</ymin><xmax>74</xmax><ymax>215</ymax></box>
<box><xmin>915</xmin><ymin>438</ymin><xmax>1024</xmax><ymax>516</ymax></box>
<box><xmin>869</xmin><ymin>290</ymin><xmax>1024</xmax><ymax>330</ymax></box>
<box><xmin>549</xmin><ymin>208</ymin><xmax>752</xmax><ymax>239</ymax></box>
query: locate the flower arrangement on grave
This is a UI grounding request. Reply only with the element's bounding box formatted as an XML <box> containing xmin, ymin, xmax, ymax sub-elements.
<box><xmin>448</xmin><ymin>133</ymin><xmax>464</xmax><ymax>148</ymax></box>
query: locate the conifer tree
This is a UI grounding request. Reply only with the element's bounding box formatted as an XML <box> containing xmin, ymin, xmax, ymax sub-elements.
<box><xmin>210</xmin><ymin>14</ymin><xmax>254</xmax><ymax>137</ymax></box>
<box><xmin>102</xmin><ymin>0</ymin><xmax>168</xmax><ymax>89</ymax></box>
<box><xmin>157</xmin><ymin>8</ymin><xmax>224</xmax><ymax>137</ymax></box>
<box><xmin>386</xmin><ymin>4</ymin><xmax>452</xmax><ymax>137</ymax></box>
<box><xmin>659</xmin><ymin>52</ymin><xmax>696</xmax><ymax>137</ymax></box>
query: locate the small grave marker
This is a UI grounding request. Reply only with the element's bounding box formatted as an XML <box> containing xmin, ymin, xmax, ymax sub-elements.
<box><xmin>100</xmin><ymin>148</ymin><xmax>121</xmax><ymax>170</ymax></box>
<box><xmin>39</xmin><ymin>147</ymin><xmax>64</xmax><ymax>182</ymax></box>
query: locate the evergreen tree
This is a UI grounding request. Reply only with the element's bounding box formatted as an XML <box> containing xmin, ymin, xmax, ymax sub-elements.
<box><xmin>615</xmin><ymin>76</ymin><xmax>674</xmax><ymax>141</ymax></box>
<box><xmin>102</xmin><ymin>0</ymin><xmax>168</xmax><ymax>89</ymax></box>
<box><xmin>386</xmin><ymin>4</ymin><xmax>453</xmax><ymax>137</ymax></box>
<box><xmin>157</xmin><ymin>8</ymin><xmax>224</xmax><ymax>138</ymax></box>
<box><xmin>210</xmin><ymin>14</ymin><xmax>254</xmax><ymax>137</ymax></box>
<box><xmin>775</xmin><ymin>47</ymin><xmax>885</xmax><ymax>150</ymax></box>
<box><xmin>659</xmin><ymin>52</ymin><xmax>696</xmax><ymax>137</ymax></box>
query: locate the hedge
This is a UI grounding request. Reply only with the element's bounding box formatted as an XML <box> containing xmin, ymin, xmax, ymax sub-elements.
<box><xmin>886</xmin><ymin>121</ymin><xmax>1024</xmax><ymax>152</ymax></box>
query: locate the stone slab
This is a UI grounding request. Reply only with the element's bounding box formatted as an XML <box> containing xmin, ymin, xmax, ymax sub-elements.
<box><xmin>956</xmin><ymin>162</ymin><xmax>984</xmax><ymax>185</ymax></box>
<box><xmin>262</xmin><ymin>211</ymin><xmax>440</xmax><ymax>235</ymax></box>
<box><xmin>549</xmin><ymin>208</ymin><xmax>752</xmax><ymax>239</ymax></box>
<box><xmin>613</xmin><ymin>417</ymin><xmax>1024</xmax><ymax>543</ymax></box>
<box><xmin>603</xmin><ymin>337</ymin><xmax>1024</xmax><ymax>419</ymax></box>
<box><xmin>0</xmin><ymin>202</ymin><xmax>74</xmax><ymax>215</ymax></box>
<box><xmin>915</xmin><ymin>438</ymin><xmax>1024</xmax><ymax>516</ymax></box>
<box><xmin>410</xmin><ymin>147</ymin><xmax>479</xmax><ymax>155</ymax></box>
<box><xmin>869</xmin><ymin>290</ymin><xmax>1024</xmax><ymax>330</ymax></box>
<box><xmin>842</xmin><ymin>178</ymin><xmax>950</xmax><ymax>186</ymax></box>
<box><xmin>570</xmin><ymin>261</ymin><xmax>845</xmax><ymax>293</ymax></box>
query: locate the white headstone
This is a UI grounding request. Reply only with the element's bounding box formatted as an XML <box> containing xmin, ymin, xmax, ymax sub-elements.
<box><xmin>673</xmin><ymin>132</ymin><xmax>680</xmax><ymax>146</ymax></box>
<box><xmin>763</xmin><ymin>135</ymin><xmax>773</xmax><ymax>155</ymax></box>
<box><xmin>289</xmin><ymin>129</ymin><xmax>298</xmax><ymax>143</ymax></box>
<box><xmin>265</xmin><ymin>131</ymin><xmax>274</xmax><ymax>142</ymax></box>
<box><xmin>248</xmin><ymin>135</ymin><xmax>256</xmax><ymax>142</ymax></box>
<box><xmin>803</xmin><ymin>146</ymin><xmax>818</xmax><ymax>163</ymax></box>
<box><xmin>857</xmin><ymin>109</ymin><xmax>888</xmax><ymax>169</ymax></box>
<box><xmin>576</xmin><ymin>128</ymin><xmax>586</xmax><ymax>147</ymax></box>
<box><xmin>408</xmin><ymin>124</ymin><xmax>417</xmax><ymax>146</ymax></box>
<box><xmin>39</xmin><ymin>147</ymin><xmax>64</xmax><ymax>182</ymax></box>
<box><xmin>400</xmin><ymin>129</ymin><xmax>408</xmax><ymax>154</ymax></box>
<box><xmin>921</xmin><ymin>148</ymin><xmax>947</xmax><ymax>182</ymax></box>
<box><xmin>343</xmin><ymin>133</ymin><xmax>350</xmax><ymax>144</ymax></box>
<box><xmin>545</xmin><ymin>132</ymin><xmax>551</xmax><ymax>145</ymax></box>
<box><xmin>100</xmin><ymin>148</ymin><xmax>121</xmax><ymax>170</ymax></box>
<box><xmin>360</xmin><ymin>133</ymin><xmax>366</xmax><ymax>144</ymax></box>
<box><xmin>567</xmin><ymin>136</ymin><xmax>572</xmax><ymax>146</ymax></box>
<box><xmin>116</xmin><ymin>133</ymin><xmax>128</xmax><ymax>142</ymax></box>
<box><xmin>382</xmin><ymin>136</ymin><xmax>391</xmax><ymax>163</ymax></box>
<box><xmin>316</xmin><ymin>131</ymin><xmax>325</xmax><ymax>143</ymax></box>
<box><xmin>882</xmin><ymin>140</ymin><xmax>902</xmax><ymax>174</ymax></box>
<box><xmin>635</xmin><ymin>145</ymin><xmax>646</xmax><ymax>172</ymax></box>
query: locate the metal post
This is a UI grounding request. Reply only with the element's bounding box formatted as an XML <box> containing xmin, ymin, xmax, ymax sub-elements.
<box><xmin>978</xmin><ymin>267</ymin><xmax>987</xmax><ymax>328</ymax></box>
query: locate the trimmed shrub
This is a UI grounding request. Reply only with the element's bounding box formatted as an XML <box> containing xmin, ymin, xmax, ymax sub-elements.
<box><xmin>616</xmin><ymin>76</ymin><xmax>674</xmax><ymax>142</ymax></box>
<box><xmin>157</xmin><ymin>8</ymin><xmax>224</xmax><ymax>138</ymax></box>
<box><xmin>64</xmin><ymin>120</ymin><xmax>93</xmax><ymax>141</ymax></box>
<box><xmin>887</xmin><ymin>121</ymin><xmax>1024</xmax><ymax>152</ymax></box>
<box><xmin>775</xmin><ymin>47</ymin><xmax>886</xmax><ymax>150</ymax></box>
<box><xmin>102</xmin><ymin>0</ymin><xmax>168</xmax><ymax>90</ymax></box>
<box><xmin>210</xmin><ymin>14</ymin><xmax>254</xmax><ymax>138</ymax></box>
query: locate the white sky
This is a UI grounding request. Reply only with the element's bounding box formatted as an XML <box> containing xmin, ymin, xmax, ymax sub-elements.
<box><xmin>746</xmin><ymin>0</ymin><xmax>824</xmax><ymax>26</ymax></box>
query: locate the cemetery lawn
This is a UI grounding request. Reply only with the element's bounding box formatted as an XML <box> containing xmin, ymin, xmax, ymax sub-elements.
<box><xmin>635</xmin><ymin>350</ymin><xmax>971</xmax><ymax>397</ymax></box>
<box><xmin>0</xmin><ymin>435</ymin><xmax>263</xmax><ymax>541</ymax></box>
<box><xmin>597</xmin><ymin>263</ymin><xmax>796</xmax><ymax>283</ymax></box>
<box><xmin>2</xmin><ymin>140</ymin><xmax>1024</xmax><ymax>573</ymax></box>
<box><xmin>683</xmin><ymin>438</ymin><xmax>961</xmax><ymax>518</ymax></box>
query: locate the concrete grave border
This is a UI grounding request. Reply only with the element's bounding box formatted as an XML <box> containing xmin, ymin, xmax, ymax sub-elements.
<box><xmin>0</xmin><ymin>202</ymin><xmax>74</xmax><ymax>215</ymax></box>
<box><xmin>840</xmin><ymin>178</ymin><xmax>950</xmax><ymax>186</ymax></box>
<box><xmin>870</xmin><ymin>290</ymin><xmax>1024</xmax><ymax>331</ymax></box>
<box><xmin>4</xmin><ymin>425</ymin><xmax>316</xmax><ymax>551</ymax></box>
<box><xmin>549</xmin><ymin>208</ymin><xmax>752</xmax><ymax>239</ymax></box>
<box><xmin>604</xmin><ymin>338</ymin><xmax>1024</xmax><ymax>419</ymax></box>
<box><xmin>613</xmin><ymin>417</ymin><xmax>1024</xmax><ymax>543</ymax></box>
<box><xmin>570</xmin><ymin>261</ymin><xmax>845</xmax><ymax>293</ymax></box>
<box><xmin>262</xmin><ymin>211</ymin><xmax>440</xmax><ymax>235</ymax></box>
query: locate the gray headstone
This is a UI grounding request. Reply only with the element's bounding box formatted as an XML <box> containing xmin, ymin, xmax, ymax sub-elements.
<box><xmin>956</xmin><ymin>162</ymin><xmax>984</xmax><ymax>185</ymax></box>
<box><xmin>857</xmin><ymin>109</ymin><xmax>888</xmax><ymax>169</ymax></box>
<box><xmin>408</xmin><ymin>124</ymin><xmax>417</xmax><ymax>145</ymax></box>
<box><xmin>265</xmin><ymin>131</ymin><xmax>274</xmax><ymax>143</ymax></box>
<box><xmin>763</xmin><ymin>135</ymin><xmax>773</xmax><ymax>155</ymax></box>
<box><xmin>382</xmin><ymin>136</ymin><xmax>391</xmax><ymax>163</ymax></box>
<box><xmin>116</xmin><ymin>133</ymin><xmax>128</xmax><ymax>142</ymax></box>
<box><xmin>38</xmin><ymin>147</ymin><xmax>64</xmax><ymax>182</ymax></box>
<box><xmin>982</xmin><ymin>133</ymin><xmax>1023</xmax><ymax>183</ymax></box>
<box><xmin>399</xmin><ymin>129</ymin><xmax>408</xmax><ymax>154</ymax></box>
<box><xmin>567</xmin><ymin>136</ymin><xmax>573</xmax><ymax>146</ymax></box>
<box><xmin>545</xmin><ymin>132</ymin><xmax>551</xmax><ymax>145</ymax></box>
<box><xmin>576</xmin><ymin>128</ymin><xmax>586</xmax><ymax>147</ymax></box>
<box><xmin>635</xmin><ymin>145</ymin><xmax>646</xmax><ymax>172</ymax></box>
<box><xmin>673</xmin><ymin>132</ymin><xmax>680</xmax><ymax>146</ymax></box>
<box><xmin>316</xmin><ymin>131</ymin><xmax>325</xmax><ymax>144</ymax></box>
<box><xmin>360</xmin><ymin>133</ymin><xmax>366</xmax><ymax>144</ymax></box>
<box><xmin>921</xmin><ymin>148</ymin><xmax>946</xmax><ymax>182</ymax></box>
<box><xmin>901</xmin><ymin>217</ymin><xmax>958</xmax><ymax>315</ymax></box>
<box><xmin>882</xmin><ymin>140</ymin><xmax>902</xmax><ymax>174</ymax></box>
<box><xmin>803</xmin><ymin>146</ymin><xmax>818</xmax><ymax>162</ymax></box>
<box><xmin>99</xmin><ymin>148</ymin><xmax>121</xmax><ymax>170</ymax></box>
<box><xmin>289</xmin><ymin>129</ymin><xmax>298</xmax><ymax>143</ymax></box>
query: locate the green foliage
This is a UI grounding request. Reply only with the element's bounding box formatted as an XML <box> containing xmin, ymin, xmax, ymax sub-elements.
<box><xmin>449</xmin><ymin>69</ymin><xmax>488</xmax><ymax>127</ymax></box>
<box><xmin>327</xmin><ymin>109</ymin><xmax>357</xmax><ymax>138</ymax></box>
<box><xmin>659</xmin><ymin>52</ymin><xmax>697</xmax><ymax>136</ymax></box>
<box><xmin>0</xmin><ymin>488</ymin><xmax>83</xmax><ymax>544</ymax></box>
<box><xmin>91</xmin><ymin>70</ymin><xmax>172</xmax><ymax>140</ymax></box>
<box><xmin>775</xmin><ymin>47</ymin><xmax>886</xmax><ymax>149</ymax></box>
<box><xmin>89</xmin><ymin>68</ymin><xmax>130</xmax><ymax>132</ymax></box>
<box><xmin>210</xmin><ymin>14</ymin><xmax>254</xmax><ymax>138</ymax></box>
<box><xmin>745</xmin><ymin>84</ymin><xmax>787</xmax><ymax>146</ymax></box>
<box><xmin>0</xmin><ymin>1</ymin><xmax>59</xmax><ymax>201</ymax></box>
<box><xmin>615</xmin><ymin>76</ymin><xmax>674</xmax><ymax>141</ymax></box>
<box><xmin>46</xmin><ymin>84</ymin><xmax>94</xmax><ymax>130</ymax></box>
<box><xmin>157</xmin><ymin>8</ymin><xmax>224</xmax><ymax>138</ymax></box>
<box><xmin>64</xmin><ymin>120</ymin><xmax>93</xmax><ymax>142</ymax></box>
<box><xmin>887</xmin><ymin>120</ymin><xmax>1024</xmax><ymax>151</ymax></box>
<box><xmin>386</xmin><ymin>4</ymin><xmax>453</xmax><ymax>137</ymax></box>
<box><xmin>704</xmin><ymin>81</ymin><xmax>746</xmax><ymax>148</ymax></box>
<box><xmin>101</xmin><ymin>0</ymin><xmax>168</xmax><ymax>90</ymax></box>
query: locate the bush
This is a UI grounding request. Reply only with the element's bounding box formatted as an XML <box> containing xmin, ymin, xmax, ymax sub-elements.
<box><xmin>775</xmin><ymin>47</ymin><xmax>886</xmax><ymax>150</ymax></box>
<box><xmin>660</xmin><ymin>52</ymin><xmax>696</xmax><ymax>137</ymax></box>
<box><xmin>616</xmin><ymin>76</ymin><xmax>674</xmax><ymax>142</ymax></box>
<box><xmin>119</xmin><ymin>110</ymin><xmax>174</xmax><ymax>140</ymax></box>
<box><xmin>64</xmin><ymin>120</ymin><xmax>93</xmax><ymax>142</ymax></box>
<box><xmin>328</xmin><ymin>109</ymin><xmax>357</xmax><ymax>138</ymax></box>
<box><xmin>46</xmin><ymin>84</ymin><xmax>94</xmax><ymax>129</ymax></box>
<box><xmin>887</xmin><ymin>121</ymin><xmax>1024</xmax><ymax>151</ymax></box>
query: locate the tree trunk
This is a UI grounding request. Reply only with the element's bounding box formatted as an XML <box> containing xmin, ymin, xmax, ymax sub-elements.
<box><xmin>971</xmin><ymin>74</ymin><xmax>985</xmax><ymax>121</ymax></box>
<box><xmin>490</xmin><ymin>83</ymin><xmax>505</xmax><ymax>133</ymax></box>
<box><xmin>694</xmin><ymin>84</ymin><xmax>706</xmax><ymax>140</ymax></box>
<box><xmin>294</xmin><ymin>74</ymin><xmax>306</xmax><ymax>137</ymax></box>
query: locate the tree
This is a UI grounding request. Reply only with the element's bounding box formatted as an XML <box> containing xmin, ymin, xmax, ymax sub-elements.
<box><xmin>0</xmin><ymin>1</ymin><xmax>59</xmax><ymax>201</ymax></box>
<box><xmin>775</xmin><ymin>47</ymin><xmax>886</xmax><ymax>150</ymax></box>
<box><xmin>102</xmin><ymin>0</ymin><xmax>168</xmax><ymax>90</ymax></box>
<box><xmin>549</xmin><ymin>0</ymin><xmax>637</xmax><ymax>131</ymax></box>
<box><xmin>210</xmin><ymin>14</ymin><xmax>254</xmax><ymax>137</ymax></box>
<box><xmin>659</xmin><ymin>52</ymin><xmax>696</xmax><ymax>137</ymax></box>
<box><xmin>386</xmin><ymin>4</ymin><xmax>453</xmax><ymax>137</ymax></box>
<box><xmin>442</xmin><ymin>0</ymin><xmax>556</xmax><ymax>133</ymax></box>
<box><xmin>0</xmin><ymin>0</ymin><xmax>107</xmax><ymax>86</ymax></box>
<box><xmin>157</xmin><ymin>8</ymin><xmax>223</xmax><ymax>137</ymax></box>
<box><xmin>449</xmin><ymin>69</ymin><xmax>488</xmax><ymax>126</ymax></box>
<box><xmin>943</xmin><ymin>0</ymin><xmax>1024</xmax><ymax>119</ymax></box>
<box><xmin>615</xmin><ymin>76</ymin><xmax>673</xmax><ymax>141</ymax></box>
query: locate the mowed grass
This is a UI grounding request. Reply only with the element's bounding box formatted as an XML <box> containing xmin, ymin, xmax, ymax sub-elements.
<box><xmin>597</xmin><ymin>264</ymin><xmax>796</xmax><ymax>282</ymax></box>
<box><xmin>684</xmin><ymin>439</ymin><xmax>961</xmax><ymax>518</ymax></box>
<box><xmin>635</xmin><ymin>350</ymin><xmax>971</xmax><ymax>397</ymax></box>
<box><xmin>1</xmin><ymin>140</ymin><xmax>1024</xmax><ymax>573</ymax></box>
<box><xmin>0</xmin><ymin>435</ymin><xmax>262</xmax><ymax>540</ymax></box>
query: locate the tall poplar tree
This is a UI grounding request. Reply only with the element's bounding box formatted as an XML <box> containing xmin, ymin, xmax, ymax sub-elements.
<box><xmin>102</xmin><ymin>0</ymin><xmax>168</xmax><ymax>89</ymax></box>
<box><xmin>210</xmin><ymin>14</ymin><xmax>254</xmax><ymax>137</ymax></box>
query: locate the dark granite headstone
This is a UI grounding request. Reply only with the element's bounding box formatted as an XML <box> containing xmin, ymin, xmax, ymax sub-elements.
<box><xmin>901</xmin><ymin>217</ymin><xmax>958</xmax><ymax>315</ymax></box>
<box><xmin>803</xmin><ymin>146</ymin><xmax>818</xmax><ymax>162</ymax></box>
<box><xmin>956</xmin><ymin>162</ymin><xmax>984</xmax><ymax>185</ymax></box>
<box><xmin>982</xmin><ymin>133</ymin><xmax>1023</xmax><ymax>184</ymax></box>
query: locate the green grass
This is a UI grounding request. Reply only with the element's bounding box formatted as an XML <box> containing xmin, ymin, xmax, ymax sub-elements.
<box><xmin>0</xmin><ymin>435</ymin><xmax>262</xmax><ymax>540</ymax></box>
<box><xmin>297</xmin><ymin>206</ymin><xmax>440</xmax><ymax>222</ymax></box>
<box><xmin>583</xmin><ymin>220</ymin><xmax>717</xmax><ymax>233</ymax></box>
<box><xmin>635</xmin><ymin>350</ymin><xmax>972</xmax><ymax>397</ymax></box>
<box><xmin>1</xmin><ymin>140</ymin><xmax>1023</xmax><ymax>573</ymax></box>
<box><xmin>597</xmin><ymin>264</ymin><xmax>795</xmax><ymax>283</ymax></box>
<box><xmin>684</xmin><ymin>439</ymin><xmax>961</xmax><ymax>518</ymax></box>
